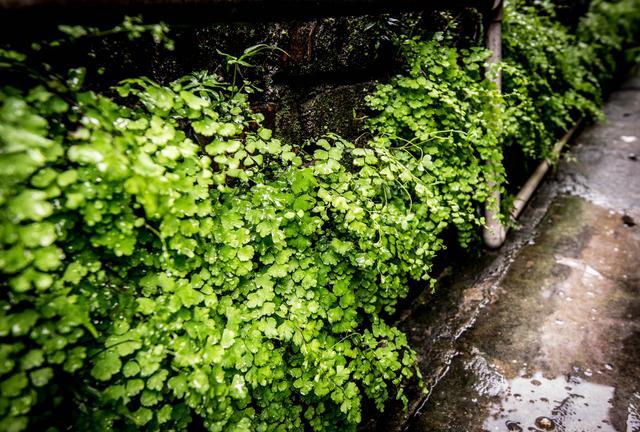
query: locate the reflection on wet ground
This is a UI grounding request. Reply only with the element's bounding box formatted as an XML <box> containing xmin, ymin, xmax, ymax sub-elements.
<box><xmin>484</xmin><ymin>373</ymin><xmax>616</xmax><ymax>432</ymax></box>
<box><xmin>408</xmin><ymin>70</ymin><xmax>640</xmax><ymax>432</ymax></box>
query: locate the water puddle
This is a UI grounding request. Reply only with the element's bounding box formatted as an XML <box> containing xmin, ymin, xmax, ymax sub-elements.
<box><xmin>483</xmin><ymin>372</ymin><xmax>616</xmax><ymax>432</ymax></box>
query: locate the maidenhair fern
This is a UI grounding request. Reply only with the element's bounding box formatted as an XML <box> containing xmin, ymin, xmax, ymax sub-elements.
<box><xmin>1</xmin><ymin>1</ymin><xmax>639</xmax><ymax>431</ymax></box>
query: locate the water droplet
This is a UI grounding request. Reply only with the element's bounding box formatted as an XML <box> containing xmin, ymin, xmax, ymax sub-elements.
<box><xmin>535</xmin><ymin>416</ymin><xmax>556</xmax><ymax>430</ymax></box>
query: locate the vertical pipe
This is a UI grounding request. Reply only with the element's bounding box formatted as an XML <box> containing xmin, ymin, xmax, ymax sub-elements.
<box><xmin>482</xmin><ymin>0</ymin><xmax>506</xmax><ymax>249</ymax></box>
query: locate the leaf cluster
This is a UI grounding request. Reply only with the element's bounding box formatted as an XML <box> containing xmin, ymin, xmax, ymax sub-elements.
<box><xmin>0</xmin><ymin>69</ymin><xmax>424</xmax><ymax>431</ymax></box>
<box><xmin>1</xmin><ymin>1</ymin><xmax>640</xmax><ymax>431</ymax></box>
<box><xmin>501</xmin><ymin>0</ymin><xmax>640</xmax><ymax>158</ymax></box>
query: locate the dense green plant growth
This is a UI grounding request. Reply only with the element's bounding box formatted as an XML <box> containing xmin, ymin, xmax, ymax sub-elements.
<box><xmin>502</xmin><ymin>0</ymin><xmax>640</xmax><ymax>158</ymax></box>
<box><xmin>0</xmin><ymin>54</ymin><xmax>431</xmax><ymax>430</ymax></box>
<box><xmin>1</xmin><ymin>1</ymin><xmax>640</xmax><ymax>431</ymax></box>
<box><xmin>365</xmin><ymin>37</ymin><xmax>504</xmax><ymax>247</ymax></box>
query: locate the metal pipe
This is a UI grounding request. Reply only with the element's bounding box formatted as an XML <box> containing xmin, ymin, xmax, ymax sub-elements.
<box><xmin>510</xmin><ymin>122</ymin><xmax>581</xmax><ymax>221</ymax></box>
<box><xmin>482</xmin><ymin>0</ymin><xmax>506</xmax><ymax>249</ymax></box>
<box><xmin>481</xmin><ymin>0</ymin><xmax>578</xmax><ymax>248</ymax></box>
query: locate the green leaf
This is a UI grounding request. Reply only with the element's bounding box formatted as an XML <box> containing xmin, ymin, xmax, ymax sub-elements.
<box><xmin>168</xmin><ymin>374</ymin><xmax>188</xmax><ymax>398</ymax></box>
<box><xmin>229</xmin><ymin>374</ymin><xmax>247</xmax><ymax>399</ymax></box>
<box><xmin>205</xmin><ymin>139</ymin><xmax>241</xmax><ymax>155</ymax></box>
<box><xmin>193</xmin><ymin>118</ymin><xmax>219</xmax><ymax>136</ymax></box>
<box><xmin>30</xmin><ymin>367</ymin><xmax>53</xmax><ymax>387</ymax></box>
<box><xmin>18</xmin><ymin>222</ymin><xmax>56</xmax><ymax>247</ymax></box>
<box><xmin>123</xmin><ymin>361</ymin><xmax>141</xmax><ymax>377</ymax></box>
<box><xmin>20</xmin><ymin>350</ymin><xmax>44</xmax><ymax>370</ymax></box>
<box><xmin>8</xmin><ymin>190</ymin><xmax>53</xmax><ymax>222</ymax></box>
<box><xmin>221</xmin><ymin>329</ymin><xmax>236</xmax><ymax>349</ymax></box>
<box><xmin>91</xmin><ymin>351</ymin><xmax>122</xmax><ymax>381</ymax></box>
<box><xmin>189</xmin><ymin>369</ymin><xmax>210</xmax><ymax>394</ymax></box>
<box><xmin>237</xmin><ymin>245</ymin><xmax>254</xmax><ymax>262</ymax></box>
<box><xmin>126</xmin><ymin>379</ymin><xmax>145</xmax><ymax>397</ymax></box>
<box><xmin>258</xmin><ymin>128</ymin><xmax>272</xmax><ymax>140</ymax></box>
<box><xmin>10</xmin><ymin>310</ymin><xmax>39</xmax><ymax>336</ymax></box>
<box><xmin>147</xmin><ymin>369</ymin><xmax>168</xmax><ymax>391</ymax></box>
<box><xmin>136</xmin><ymin>298</ymin><xmax>155</xmax><ymax>315</ymax></box>
<box><xmin>0</xmin><ymin>372</ymin><xmax>28</xmax><ymax>397</ymax></box>
<box><xmin>132</xmin><ymin>407</ymin><xmax>153</xmax><ymax>426</ymax></box>
<box><xmin>179</xmin><ymin>90</ymin><xmax>207</xmax><ymax>110</ymax></box>
<box><xmin>218</xmin><ymin>123</ymin><xmax>239</xmax><ymax>137</ymax></box>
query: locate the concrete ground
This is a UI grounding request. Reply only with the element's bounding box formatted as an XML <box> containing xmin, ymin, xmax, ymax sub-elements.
<box><xmin>402</xmin><ymin>70</ymin><xmax>640</xmax><ymax>431</ymax></box>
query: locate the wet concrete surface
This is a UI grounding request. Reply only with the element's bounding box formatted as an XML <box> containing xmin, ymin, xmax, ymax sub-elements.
<box><xmin>405</xmin><ymin>70</ymin><xmax>640</xmax><ymax>432</ymax></box>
